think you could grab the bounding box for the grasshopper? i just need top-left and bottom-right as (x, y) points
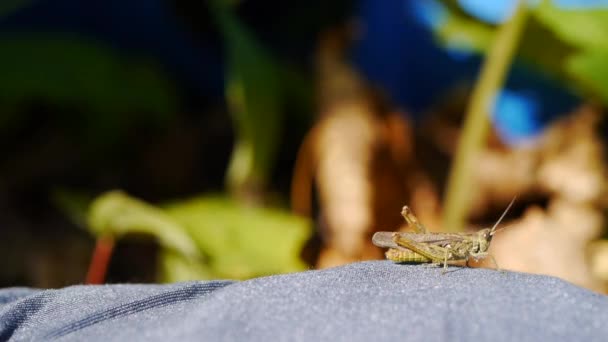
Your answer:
(372, 199), (514, 271)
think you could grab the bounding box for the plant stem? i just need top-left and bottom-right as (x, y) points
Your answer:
(442, 1), (529, 232)
(85, 235), (115, 284)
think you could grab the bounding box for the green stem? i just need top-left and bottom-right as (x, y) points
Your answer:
(442, 1), (529, 232)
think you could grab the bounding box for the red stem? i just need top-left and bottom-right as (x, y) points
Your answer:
(85, 235), (115, 284)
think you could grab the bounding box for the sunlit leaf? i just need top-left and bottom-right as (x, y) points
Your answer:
(438, 11), (494, 53)
(86, 191), (312, 281)
(530, 2), (608, 104)
(166, 196), (311, 279)
(534, 2), (608, 50)
(567, 49), (608, 103)
(436, 4), (574, 77)
(87, 191), (200, 259)
(158, 250), (215, 283)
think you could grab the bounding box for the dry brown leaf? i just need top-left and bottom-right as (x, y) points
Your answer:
(488, 200), (604, 292)
(291, 27), (415, 268)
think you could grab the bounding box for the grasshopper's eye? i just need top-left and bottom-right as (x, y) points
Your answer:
(480, 229), (492, 241)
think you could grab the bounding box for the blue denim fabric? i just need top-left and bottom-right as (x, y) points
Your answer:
(1, 261), (607, 341)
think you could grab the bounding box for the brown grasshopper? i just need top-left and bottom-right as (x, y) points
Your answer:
(372, 199), (514, 271)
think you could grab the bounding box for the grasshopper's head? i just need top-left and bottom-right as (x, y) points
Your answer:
(478, 197), (516, 252)
(477, 228), (493, 253)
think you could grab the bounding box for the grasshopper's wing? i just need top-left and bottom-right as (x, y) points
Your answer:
(372, 232), (399, 249)
(373, 232), (470, 249)
(392, 234), (449, 262)
(404, 232), (476, 246)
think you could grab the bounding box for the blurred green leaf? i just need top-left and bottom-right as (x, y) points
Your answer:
(87, 191), (200, 259)
(211, 1), (281, 192)
(165, 195), (311, 279)
(158, 250), (215, 282)
(0, 35), (177, 142)
(86, 191), (312, 282)
(567, 49), (608, 103)
(433, 3), (608, 103)
(52, 188), (93, 229)
(531, 3), (608, 103)
(437, 5), (574, 78)
(534, 3), (608, 50)
(438, 13), (494, 53)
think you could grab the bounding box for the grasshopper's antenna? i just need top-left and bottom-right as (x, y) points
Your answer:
(490, 197), (516, 235)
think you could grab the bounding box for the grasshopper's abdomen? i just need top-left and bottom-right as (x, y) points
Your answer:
(385, 248), (431, 263)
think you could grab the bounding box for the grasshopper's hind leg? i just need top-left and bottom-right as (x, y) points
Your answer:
(392, 234), (453, 273)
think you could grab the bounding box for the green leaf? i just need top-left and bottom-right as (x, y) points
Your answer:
(436, 5), (574, 79)
(211, 2), (282, 191)
(533, 2), (608, 50)
(51, 188), (93, 229)
(567, 49), (608, 104)
(85, 191), (312, 282)
(87, 191), (200, 259)
(531, 3), (608, 104)
(438, 14), (495, 53)
(158, 250), (215, 282)
(165, 196), (311, 279)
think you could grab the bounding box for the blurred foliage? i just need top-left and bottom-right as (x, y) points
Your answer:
(535, 2), (608, 103)
(568, 50), (608, 103)
(534, 3), (608, 50)
(436, 0), (608, 105)
(52, 188), (93, 229)
(6, 0), (608, 289)
(88, 191), (200, 259)
(211, 0), (281, 193)
(86, 191), (311, 282)
(0, 36), (177, 144)
(0, 0), (32, 18)
(61, 0), (310, 283)
(164, 195), (311, 280)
